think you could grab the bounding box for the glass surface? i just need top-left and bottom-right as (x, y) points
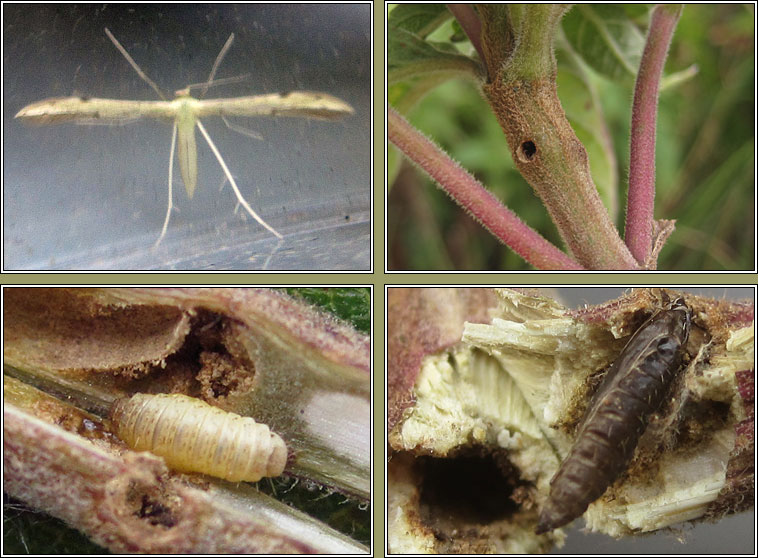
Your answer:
(3, 4), (371, 270)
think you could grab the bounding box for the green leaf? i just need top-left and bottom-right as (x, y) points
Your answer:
(562, 4), (646, 81)
(387, 143), (401, 191)
(388, 26), (481, 84)
(660, 64), (699, 91)
(622, 3), (655, 22)
(664, 139), (755, 270)
(388, 4), (451, 37)
(388, 73), (457, 111)
(283, 288), (370, 334)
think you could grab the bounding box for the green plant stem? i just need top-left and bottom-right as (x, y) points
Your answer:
(626, 4), (683, 265)
(479, 5), (639, 269)
(388, 107), (584, 270)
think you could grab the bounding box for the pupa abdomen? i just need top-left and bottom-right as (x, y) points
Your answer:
(536, 298), (691, 533)
(111, 393), (287, 482)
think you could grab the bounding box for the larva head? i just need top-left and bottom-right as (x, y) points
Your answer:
(263, 431), (288, 477)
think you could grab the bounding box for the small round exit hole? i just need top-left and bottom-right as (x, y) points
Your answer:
(519, 141), (537, 162)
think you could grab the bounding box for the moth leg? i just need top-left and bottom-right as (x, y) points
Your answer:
(200, 33), (235, 97)
(221, 116), (264, 141)
(195, 119), (283, 239)
(154, 123), (178, 247)
(104, 28), (166, 101)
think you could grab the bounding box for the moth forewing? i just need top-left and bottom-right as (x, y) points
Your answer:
(194, 91), (355, 120)
(14, 97), (175, 125)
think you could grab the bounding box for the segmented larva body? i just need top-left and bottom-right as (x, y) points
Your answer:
(536, 298), (692, 534)
(111, 393), (287, 482)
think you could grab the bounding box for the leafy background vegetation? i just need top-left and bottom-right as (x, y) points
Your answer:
(388, 4), (754, 270)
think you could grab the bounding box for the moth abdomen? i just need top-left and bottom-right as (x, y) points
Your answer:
(536, 298), (691, 534)
(111, 393), (287, 483)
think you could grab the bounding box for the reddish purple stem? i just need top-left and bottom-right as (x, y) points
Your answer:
(625, 5), (682, 264)
(388, 107), (584, 270)
(446, 4), (484, 63)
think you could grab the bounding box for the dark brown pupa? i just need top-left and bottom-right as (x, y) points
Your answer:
(111, 393), (287, 482)
(536, 297), (692, 534)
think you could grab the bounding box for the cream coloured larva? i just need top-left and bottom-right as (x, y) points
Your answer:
(111, 393), (287, 482)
